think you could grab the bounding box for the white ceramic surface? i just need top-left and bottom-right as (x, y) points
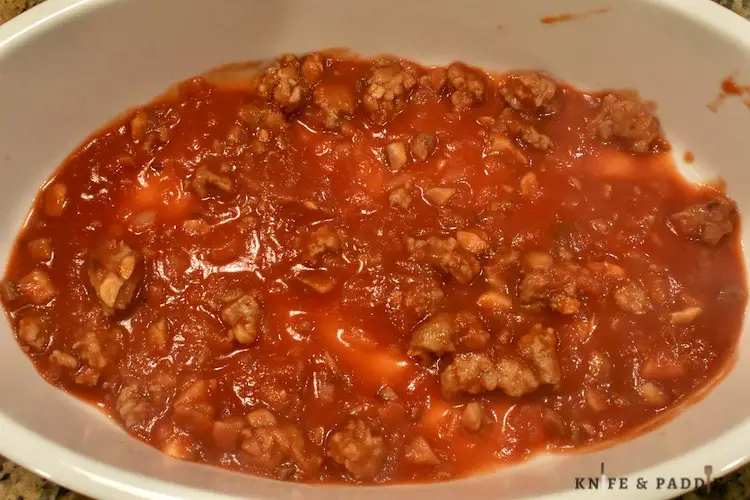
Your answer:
(0, 0), (749, 498)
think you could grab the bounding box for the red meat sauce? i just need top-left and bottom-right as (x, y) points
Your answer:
(1, 52), (746, 484)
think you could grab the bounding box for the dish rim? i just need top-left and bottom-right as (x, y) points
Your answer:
(0, 0), (749, 498)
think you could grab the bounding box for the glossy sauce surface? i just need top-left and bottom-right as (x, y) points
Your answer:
(1, 53), (746, 483)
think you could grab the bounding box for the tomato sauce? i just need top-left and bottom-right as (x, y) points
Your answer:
(0, 53), (745, 483)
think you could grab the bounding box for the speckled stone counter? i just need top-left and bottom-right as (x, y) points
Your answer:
(0, 0), (40, 23)
(1, 1), (750, 499)
(718, 0), (750, 15)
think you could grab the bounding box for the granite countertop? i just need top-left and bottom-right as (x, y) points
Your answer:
(1, 0), (750, 499)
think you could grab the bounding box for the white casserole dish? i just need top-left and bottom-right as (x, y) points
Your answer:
(0, 0), (749, 498)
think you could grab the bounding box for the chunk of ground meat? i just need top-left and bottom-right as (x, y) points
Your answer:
(407, 313), (455, 362)
(17, 314), (47, 351)
(363, 61), (417, 121)
(130, 109), (171, 151)
(238, 103), (287, 131)
(312, 83), (357, 129)
(305, 225), (341, 262)
(518, 325), (562, 384)
(669, 306), (703, 325)
(146, 373), (178, 407)
(327, 420), (387, 479)
(641, 355), (686, 380)
(72, 328), (121, 386)
(456, 229), (490, 254)
(28, 238), (53, 261)
(17, 269), (55, 305)
(525, 252), (553, 270)
(220, 292), (262, 344)
(407, 236), (480, 284)
(453, 310), (490, 350)
(147, 316), (169, 350)
(670, 197), (736, 245)
(116, 384), (152, 429)
(518, 258), (619, 314)
(494, 357), (542, 397)
(74, 332), (110, 372)
(492, 109), (554, 151)
(592, 93), (661, 153)
(389, 187), (413, 209)
(404, 436), (439, 465)
(420, 67), (448, 91)
(300, 53), (325, 83)
(614, 282), (652, 315)
(173, 379), (217, 431)
(49, 350), (77, 369)
(411, 134), (438, 161)
(346, 266), (443, 334)
(406, 308), (489, 362)
(440, 353), (540, 399)
(385, 141), (408, 169)
(476, 290), (512, 314)
(396, 273), (445, 328)
(241, 410), (311, 473)
(586, 260), (626, 279)
(519, 265), (581, 314)
(160, 436), (194, 460)
(377, 386), (399, 402)
(461, 401), (484, 432)
(640, 381), (669, 406)
(584, 387), (609, 412)
(88, 240), (141, 314)
(44, 183), (67, 217)
(484, 131), (528, 162)
(213, 417), (246, 451)
(447, 63), (485, 111)
(483, 251), (519, 289)
(425, 187), (456, 206)
(500, 72), (559, 115)
(520, 172), (540, 198)
(255, 55), (309, 111)
(297, 270), (337, 294)
(191, 165), (233, 197)
(246, 408), (280, 428)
